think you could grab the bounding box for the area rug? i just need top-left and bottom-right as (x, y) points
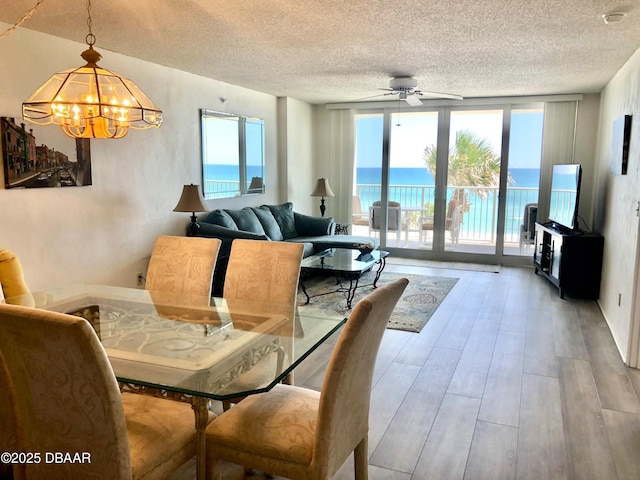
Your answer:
(298, 272), (458, 333)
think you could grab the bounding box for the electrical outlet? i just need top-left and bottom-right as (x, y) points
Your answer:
(137, 273), (145, 286)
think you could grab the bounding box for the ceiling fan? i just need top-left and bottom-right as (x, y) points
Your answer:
(369, 76), (463, 106)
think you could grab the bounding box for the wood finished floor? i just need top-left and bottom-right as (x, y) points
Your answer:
(170, 263), (640, 480)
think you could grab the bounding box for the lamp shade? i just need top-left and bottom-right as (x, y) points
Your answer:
(173, 184), (208, 213)
(310, 178), (335, 197)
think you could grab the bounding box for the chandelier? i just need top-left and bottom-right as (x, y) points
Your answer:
(22, 0), (163, 139)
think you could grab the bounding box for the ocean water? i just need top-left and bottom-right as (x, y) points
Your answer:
(356, 167), (540, 188)
(205, 164), (264, 181)
(356, 167), (542, 236)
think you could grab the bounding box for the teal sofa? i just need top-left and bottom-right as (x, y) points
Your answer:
(190, 202), (378, 293)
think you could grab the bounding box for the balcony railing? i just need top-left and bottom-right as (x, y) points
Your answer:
(355, 184), (545, 244)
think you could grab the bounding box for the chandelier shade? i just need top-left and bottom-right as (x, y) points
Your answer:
(22, 47), (163, 139)
(21, 0), (162, 139)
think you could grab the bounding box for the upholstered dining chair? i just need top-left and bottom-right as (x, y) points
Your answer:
(220, 239), (305, 409)
(0, 249), (30, 303)
(205, 277), (409, 480)
(223, 239), (304, 316)
(0, 302), (214, 480)
(0, 353), (21, 480)
(145, 235), (221, 298)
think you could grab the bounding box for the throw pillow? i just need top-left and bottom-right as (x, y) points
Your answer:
(226, 208), (266, 235)
(264, 202), (297, 240)
(201, 210), (238, 230)
(252, 207), (284, 241)
(294, 212), (334, 236)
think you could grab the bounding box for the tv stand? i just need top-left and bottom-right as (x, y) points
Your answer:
(533, 222), (604, 299)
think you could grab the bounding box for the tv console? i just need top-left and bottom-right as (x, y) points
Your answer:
(533, 221), (604, 299)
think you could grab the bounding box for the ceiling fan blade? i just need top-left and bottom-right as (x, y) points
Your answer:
(417, 90), (463, 100)
(404, 95), (423, 106)
(354, 93), (392, 101)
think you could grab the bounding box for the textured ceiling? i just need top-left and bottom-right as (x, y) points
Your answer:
(1, 0), (640, 104)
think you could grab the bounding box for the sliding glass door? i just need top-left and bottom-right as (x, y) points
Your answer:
(445, 109), (504, 254)
(353, 102), (544, 262)
(389, 112), (439, 249)
(504, 107), (543, 257)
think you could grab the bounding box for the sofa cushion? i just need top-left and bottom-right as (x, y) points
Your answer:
(226, 208), (266, 235)
(264, 202), (297, 240)
(294, 212), (335, 236)
(291, 235), (379, 254)
(252, 206), (284, 241)
(201, 210), (238, 230)
(284, 240), (315, 258)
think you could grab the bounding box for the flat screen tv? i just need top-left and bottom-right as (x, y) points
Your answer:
(548, 163), (582, 231)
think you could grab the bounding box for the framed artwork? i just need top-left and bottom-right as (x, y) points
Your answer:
(1, 116), (92, 189)
(611, 114), (632, 175)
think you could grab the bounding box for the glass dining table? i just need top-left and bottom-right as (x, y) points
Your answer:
(5, 284), (346, 480)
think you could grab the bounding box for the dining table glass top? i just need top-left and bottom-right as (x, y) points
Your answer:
(5, 284), (346, 400)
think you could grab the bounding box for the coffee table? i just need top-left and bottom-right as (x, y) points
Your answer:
(299, 248), (390, 308)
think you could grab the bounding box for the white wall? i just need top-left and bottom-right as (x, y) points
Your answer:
(277, 97), (315, 213)
(0, 25), (286, 290)
(575, 94), (601, 228)
(594, 46), (640, 364)
(312, 107), (354, 224)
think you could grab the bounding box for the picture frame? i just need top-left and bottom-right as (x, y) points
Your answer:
(1, 116), (92, 189)
(610, 114), (632, 175)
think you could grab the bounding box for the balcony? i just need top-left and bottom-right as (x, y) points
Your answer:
(353, 183), (541, 255)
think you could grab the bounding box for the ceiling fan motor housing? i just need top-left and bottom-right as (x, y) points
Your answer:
(389, 76), (418, 92)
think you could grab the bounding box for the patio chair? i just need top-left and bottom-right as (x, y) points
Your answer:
(205, 277), (409, 480)
(420, 198), (464, 246)
(352, 196), (369, 228)
(519, 203), (538, 254)
(369, 200), (409, 246)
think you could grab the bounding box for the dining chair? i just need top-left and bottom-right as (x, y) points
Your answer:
(223, 239), (304, 312)
(220, 239), (305, 409)
(0, 302), (214, 480)
(0, 352), (22, 480)
(145, 235), (221, 298)
(205, 277), (409, 480)
(0, 249), (30, 302)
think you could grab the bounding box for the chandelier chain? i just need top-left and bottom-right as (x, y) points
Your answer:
(85, 0), (95, 47)
(0, 0), (46, 40)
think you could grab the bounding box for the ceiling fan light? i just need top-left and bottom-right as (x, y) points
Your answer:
(389, 76), (418, 91)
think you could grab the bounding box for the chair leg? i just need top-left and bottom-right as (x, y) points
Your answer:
(354, 436), (368, 480)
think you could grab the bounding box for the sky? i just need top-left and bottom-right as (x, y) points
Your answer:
(355, 109), (544, 170)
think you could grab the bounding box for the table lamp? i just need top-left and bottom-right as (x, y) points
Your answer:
(310, 178), (335, 217)
(173, 184), (209, 235)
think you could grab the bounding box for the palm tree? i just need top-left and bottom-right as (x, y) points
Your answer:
(423, 129), (505, 208)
